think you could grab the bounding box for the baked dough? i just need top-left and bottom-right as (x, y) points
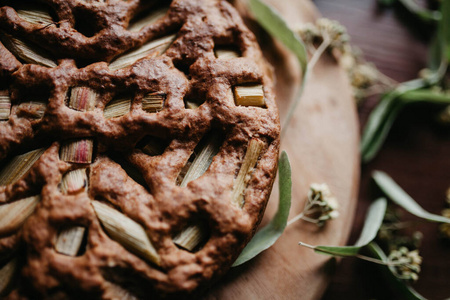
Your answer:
(0, 0), (280, 298)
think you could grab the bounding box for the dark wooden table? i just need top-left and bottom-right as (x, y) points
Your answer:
(313, 0), (450, 299)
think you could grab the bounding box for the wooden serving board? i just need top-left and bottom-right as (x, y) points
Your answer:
(204, 0), (360, 299)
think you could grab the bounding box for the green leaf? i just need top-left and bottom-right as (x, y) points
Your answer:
(361, 77), (427, 163)
(398, 89), (450, 104)
(378, 0), (397, 7)
(428, 32), (443, 71)
(361, 87), (450, 163)
(398, 0), (441, 22)
(442, 0), (450, 61)
(299, 197), (387, 257)
(248, 0), (307, 76)
(361, 92), (404, 163)
(372, 170), (450, 224)
(232, 151), (292, 267)
(247, 0), (308, 136)
(366, 242), (427, 300)
(361, 1), (449, 163)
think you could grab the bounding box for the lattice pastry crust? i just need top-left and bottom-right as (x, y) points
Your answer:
(0, 0), (280, 298)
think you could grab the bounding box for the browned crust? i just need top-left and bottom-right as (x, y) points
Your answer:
(0, 1), (280, 299)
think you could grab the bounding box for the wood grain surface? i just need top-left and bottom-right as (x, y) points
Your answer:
(314, 1), (450, 299)
(204, 1), (360, 299)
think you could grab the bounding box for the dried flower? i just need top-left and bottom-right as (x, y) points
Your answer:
(296, 23), (320, 45)
(377, 205), (423, 251)
(388, 246), (422, 282)
(315, 18), (349, 51)
(296, 18), (349, 52)
(307, 183), (339, 225)
(437, 104), (450, 125)
(295, 18), (393, 104)
(446, 187), (450, 205)
(438, 188), (450, 238)
(348, 63), (379, 90)
(288, 183), (339, 227)
(439, 208), (450, 238)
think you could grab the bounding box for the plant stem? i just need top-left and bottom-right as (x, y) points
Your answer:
(398, 89), (450, 104)
(287, 212), (305, 226)
(287, 194), (321, 226)
(298, 242), (410, 266)
(308, 38), (330, 71)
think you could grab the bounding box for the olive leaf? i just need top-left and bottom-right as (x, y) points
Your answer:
(442, 0), (450, 61)
(361, 87), (450, 162)
(232, 151), (292, 267)
(298, 197), (387, 257)
(247, 0), (308, 136)
(398, 0), (441, 22)
(378, 0), (441, 22)
(361, 1), (449, 163)
(248, 0), (307, 78)
(361, 89), (407, 163)
(429, 29), (444, 72)
(372, 171), (450, 224)
(360, 76), (428, 163)
(366, 242), (427, 300)
(398, 89), (450, 104)
(378, 0), (396, 6)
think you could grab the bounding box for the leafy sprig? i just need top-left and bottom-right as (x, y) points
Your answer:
(378, 0), (441, 22)
(299, 170), (450, 299)
(299, 197), (387, 257)
(361, 0), (450, 162)
(372, 171), (450, 224)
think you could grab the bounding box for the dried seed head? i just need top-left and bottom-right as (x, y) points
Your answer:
(173, 224), (207, 251)
(142, 92), (165, 113)
(0, 91), (11, 120)
(103, 97), (131, 119)
(439, 209), (450, 239)
(109, 35), (176, 70)
(0, 258), (17, 295)
(316, 18), (349, 51)
(59, 139), (94, 164)
(348, 63), (379, 89)
(0, 196), (40, 236)
(55, 226), (86, 256)
(215, 48), (240, 59)
(16, 6), (53, 26)
(295, 22), (321, 45)
(305, 183), (339, 227)
(60, 168), (88, 194)
(296, 18), (349, 52)
(388, 247), (422, 282)
(92, 200), (160, 266)
(446, 187), (450, 205)
(128, 6), (168, 32)
(0, 148), (46, 186)
(437, 105), (450, 125)
(179, 134), (221, 188)
(68, 87), (97, 112)
(0, 34), (57, 68)
(234, 85), (266, 107)
(232, 139), (265, 208)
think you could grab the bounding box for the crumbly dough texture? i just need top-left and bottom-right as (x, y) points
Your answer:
(0, 0), (280, 299)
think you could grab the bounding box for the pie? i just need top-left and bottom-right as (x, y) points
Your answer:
(0, 0), (280, 298)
